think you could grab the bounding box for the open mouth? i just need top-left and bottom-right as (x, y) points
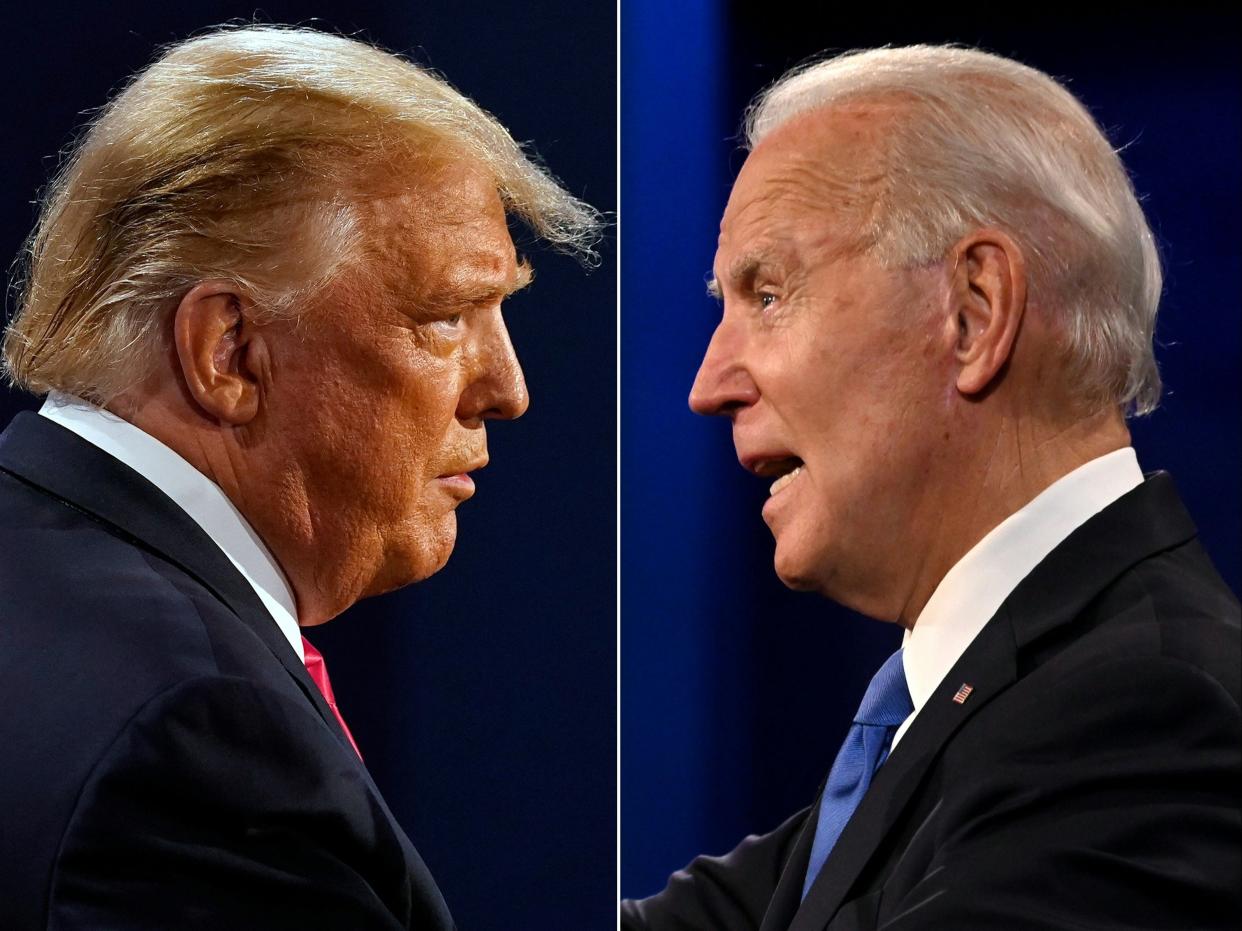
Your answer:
(751, 456), (804, 496)
(768, 461), (803, 496)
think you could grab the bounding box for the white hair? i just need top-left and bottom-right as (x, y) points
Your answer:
(746, 45), (1162, 416)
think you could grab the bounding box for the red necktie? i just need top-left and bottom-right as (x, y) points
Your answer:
(301, 636), (363, 760)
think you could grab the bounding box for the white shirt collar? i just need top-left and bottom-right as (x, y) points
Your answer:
(39, 391), (304, 662)
(890, 447), (1144, 749)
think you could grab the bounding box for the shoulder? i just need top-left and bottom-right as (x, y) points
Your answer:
(0, 471), (302, 925)
(0, 463), (275, 683)
(893, 563), (1242, 926)
(1015, 535), (1240, 709)
(0, 472), (232, 688)
(0, 464), (294, 785)
(42, 675), (421, 930)
(1125, 537), (1241, 700)
(965, 534), (1241, 768)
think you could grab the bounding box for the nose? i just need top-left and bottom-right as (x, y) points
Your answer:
(688, 317), (758, 417)
(457, 311), (530, 423)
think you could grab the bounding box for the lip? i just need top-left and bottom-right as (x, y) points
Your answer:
(737, 449), (801, 478)
(755, 466), (804, 526)
(739, 447), (804, 523)
(436, 473), (476, 498)
(436, 456), (487, 499)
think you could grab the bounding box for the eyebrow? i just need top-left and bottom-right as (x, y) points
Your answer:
(432, 259), (534, 310)
(496, 259), (534, 300)
(704, 251), (781, 301)
(705, 273), (722, 301)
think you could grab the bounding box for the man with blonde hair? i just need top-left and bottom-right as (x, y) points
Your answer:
(623, 45), (1239, 929)
(0, 25), (598, 929)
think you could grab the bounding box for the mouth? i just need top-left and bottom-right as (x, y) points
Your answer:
(741, 454), (805, 496)
(436, 456), (488, 498)
(768, 462), (803, 496)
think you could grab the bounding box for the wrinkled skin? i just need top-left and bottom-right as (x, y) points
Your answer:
(250, 162), (530, 622)
(131, 160), (533, 625)
(693, 107), (951, 620)
(691, 105), (1130, 624)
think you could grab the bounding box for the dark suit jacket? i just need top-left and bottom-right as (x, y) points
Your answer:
(623, 472), (1241, 930)
(0, 411), (454, 930)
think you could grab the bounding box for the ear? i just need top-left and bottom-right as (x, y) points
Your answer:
(171, 281), (266, 425)
(947, 229), (1027, 397)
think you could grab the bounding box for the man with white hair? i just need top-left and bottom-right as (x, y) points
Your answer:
(622, 45), (1239, 930)
(0, 25), (598, 930)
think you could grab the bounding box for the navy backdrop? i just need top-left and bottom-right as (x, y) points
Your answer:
(0, 4), (615, 929)
(621, 5), (1240, 898)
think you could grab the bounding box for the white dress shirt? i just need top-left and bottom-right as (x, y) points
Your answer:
(39, 391), (304, 662)
(890, 447), (1145, 751)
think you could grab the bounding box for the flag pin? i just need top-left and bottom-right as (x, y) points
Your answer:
(952, 683), (974, 704)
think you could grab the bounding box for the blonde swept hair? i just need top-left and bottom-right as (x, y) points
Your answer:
(3, 25), (602, 404)
(746, 45), (1162, 416)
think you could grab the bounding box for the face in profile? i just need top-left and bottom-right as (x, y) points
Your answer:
(263, 160), (530, 607)
(690, 108), (951, 617)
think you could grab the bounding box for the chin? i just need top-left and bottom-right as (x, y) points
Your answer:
(772, 539), (822, 593)
(365, 516), (458, 597)
(779, 546), (897, 620)
(773, 528), (862, 605)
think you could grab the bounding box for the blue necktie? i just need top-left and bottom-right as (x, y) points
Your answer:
(802, 648), (913, 900)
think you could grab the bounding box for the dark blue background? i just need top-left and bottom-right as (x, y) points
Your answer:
(0, 4), (615, 928)
(621, 4), (1241, 899)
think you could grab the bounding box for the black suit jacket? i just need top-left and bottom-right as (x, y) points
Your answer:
(0, 411), (454, 930)
(623, 472), (1241, 930)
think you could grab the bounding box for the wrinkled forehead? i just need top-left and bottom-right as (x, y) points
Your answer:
(358, 160), (525, 299)
(717, 104), (894, 259)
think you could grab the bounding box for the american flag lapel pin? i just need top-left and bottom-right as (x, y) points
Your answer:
(952, 683), (974, 704)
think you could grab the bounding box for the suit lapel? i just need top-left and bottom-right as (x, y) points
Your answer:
(0, 411), (352, 756)
(777, 472), (1198, 930)
(779, 620), (1017, 931)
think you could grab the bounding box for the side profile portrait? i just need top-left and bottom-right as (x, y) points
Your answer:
(622, 45), (1240, 930)
(0, 24), (599, 929)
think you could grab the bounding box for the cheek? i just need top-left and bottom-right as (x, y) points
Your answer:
(327, 346), (462, 455)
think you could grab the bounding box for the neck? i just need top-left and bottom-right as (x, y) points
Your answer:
(896, 403), (1131, 629)
(109, 385), (327, 625)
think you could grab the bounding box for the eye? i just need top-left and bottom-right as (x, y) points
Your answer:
(425, 312), (464, 338)
(759, 293), (778, 311)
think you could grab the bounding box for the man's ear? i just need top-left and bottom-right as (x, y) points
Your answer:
(172, 281), (267, 425)
(947, 229), (1027, 397)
